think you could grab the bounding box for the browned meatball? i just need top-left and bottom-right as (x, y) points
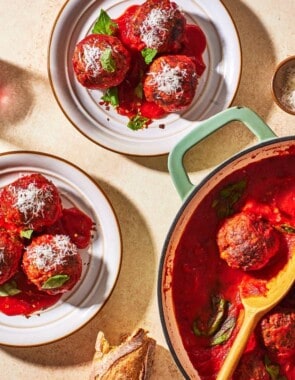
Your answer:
(233, 351), (270, 380)
(22, 234), (82, 295)
(0, 173), (62, 231)
(260, 308), (295, 357)
(0, 230), (23, 285)
(143, 55), (198, 112)
(72, 34), (130, 90)
(129, 0), (186, 53)
(217, 212), (280, 271)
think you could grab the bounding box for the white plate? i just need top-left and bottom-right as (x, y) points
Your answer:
(48, 0), (241, 156)
(0, 151), (121, 346)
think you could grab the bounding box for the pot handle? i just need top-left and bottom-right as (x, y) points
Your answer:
(168, 106), (277, 200)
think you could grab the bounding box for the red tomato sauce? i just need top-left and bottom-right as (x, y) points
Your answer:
(171, 153), (295, 379)
(0, 207), (93, 317)
(114, 6), (207, 121)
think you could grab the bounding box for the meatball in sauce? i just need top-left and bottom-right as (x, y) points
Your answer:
(143, 55), (198, 112)
(217, 212), (281, 271)
(72, 34), (130, 90)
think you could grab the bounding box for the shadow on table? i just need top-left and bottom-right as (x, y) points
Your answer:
(0, 60), (35, 127)
(127, 0), (276, 174)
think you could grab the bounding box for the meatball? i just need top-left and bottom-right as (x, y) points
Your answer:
(217, 212), (280, 271)
(22, 234), (82, 295)
(0, 230), (23, 285)
(233, 351), (270, 380)
(260, 308), (295, 357)
(128, 0), (186, 53)
(143, 55), (198, 112)
(72, 34), (130, 90)
(0, 173), (62, 231)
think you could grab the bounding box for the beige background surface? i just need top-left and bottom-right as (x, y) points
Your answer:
(0, 0), (295, 379)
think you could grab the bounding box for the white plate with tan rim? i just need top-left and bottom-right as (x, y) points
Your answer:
(48, 0), (241, 156)
(0, 151), (121, 346)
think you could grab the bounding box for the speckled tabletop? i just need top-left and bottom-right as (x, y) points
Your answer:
(0, 0), (295, 379)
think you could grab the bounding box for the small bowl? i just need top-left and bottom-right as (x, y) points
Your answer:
(272, 55), (295, 115)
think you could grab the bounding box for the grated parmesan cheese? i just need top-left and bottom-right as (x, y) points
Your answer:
(139, 7), (177, 49)
(147, 61), (187, 96)
(81, 44), (102, 76)
(26, 235), (78, 272)
(10, 182), (53, 225)
(280, 66), (295, 112)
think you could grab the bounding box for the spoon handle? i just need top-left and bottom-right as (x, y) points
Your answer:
(216, 308), (258, 380)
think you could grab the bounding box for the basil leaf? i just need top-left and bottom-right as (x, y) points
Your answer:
(208, 296), (228, 336)
(210, 315), (236, 346)
(212, 179), (247, 218)
(127, 115), (149, 130)
(92, 9), (118, 35)
(20, 229), (34, 239)
(100, 48), (116, 72)
(134, 82), (143, 99)
(0, 280), (21, 297)
(192, 295), (229, 337)
(102, 87), (119, 107)
(141, 48), (157, 64)
(277, 224), (295, 234)
(192, 318), (206, 336)
(42, 275), (70, 289)
(264, 355), (286, 380)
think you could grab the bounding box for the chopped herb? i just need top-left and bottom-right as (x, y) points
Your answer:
(141, 48), (157, 64)
(264, 355), (287, 380)
(100, 48), (116, 72)
(134, 82), (143, 99)
(20, 229), (34, 239)
(0, 280), (21, 297)
(92, 9), (118, 35)
(208, 296), (228, 336)
(102, 87), (119, 107)
(212, 179), (247, 218)
(127, 115), (149, 130)
(192, 295), (229, 337)
(277, 224), (295, 234)
(210, 315), (236, 346)
(42, 275), (70, 290)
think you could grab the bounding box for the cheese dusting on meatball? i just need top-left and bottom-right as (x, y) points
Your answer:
(147, 62), (188, 96)
(26, 235), (78, 272)
(140, 7), (178, 49)
(10, 182), (53, 224)
(80, 43), (102, 76)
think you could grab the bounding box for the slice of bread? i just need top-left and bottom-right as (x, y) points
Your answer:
(90, 328), (156, 379)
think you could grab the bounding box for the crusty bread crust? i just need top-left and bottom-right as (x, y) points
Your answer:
(90, 329), (156, 379)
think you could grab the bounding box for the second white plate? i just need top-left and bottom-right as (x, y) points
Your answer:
(0, 151), (121, 346)
(48, 0), (241, 156)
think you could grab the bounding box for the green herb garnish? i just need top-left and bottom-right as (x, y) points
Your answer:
(141, 48), (157, 64)
(134, 82), (143, 99)
(102, 87), (119, 107)
(42, 275), (70, 290)
(0, 280), (21, 297)
(264, 355), (287, 380)
(20, 229), (34, 239)
(127, 115), (149, 130)
(212, 179), (247, 218)
(192, 295), (229, 337)
(208, 296), (228, 336)
(277, 224), (295, 234)
(100, 48), (116, 72)
(92, 9), (118, 35)
(210, 315), (236, 346)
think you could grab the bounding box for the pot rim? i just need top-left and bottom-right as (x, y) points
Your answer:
(158, 134), (295, 379)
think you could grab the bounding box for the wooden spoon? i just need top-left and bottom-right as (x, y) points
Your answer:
(217, 251), (295, 380)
